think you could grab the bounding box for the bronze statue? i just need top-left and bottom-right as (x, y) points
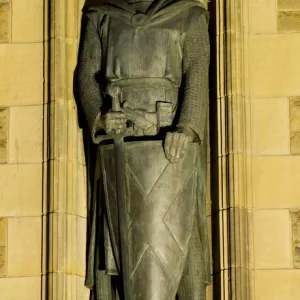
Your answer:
(75, 0), (210, 299)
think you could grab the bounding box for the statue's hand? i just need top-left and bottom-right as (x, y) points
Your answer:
(101, 111), (127, 135)
(164, 128), (196, 163)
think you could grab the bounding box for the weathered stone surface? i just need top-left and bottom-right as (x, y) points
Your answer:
(253, 210), (292, 269)
(251, 98), (290, 155)
(9, 105), (43, 163)
(0, 107), (9, 163)
(289, 96), (300, 132)
(278, 0), (300, 10)
(249, 34), (300, 97)
(278, 11), (300, 32)
(7, 217), (41, 276)
(0, 3), (10, 43)
(252, 156), (300, 209)
(255, 270), (300, 299)
(0, 218), (7, 277)
(0, 277), (41, 300)
(249, 0), (277, 34)
(289, 97), (300, 154)
(291, 132), (300, 154)
(48, 273), (90, 300)
(12, 0), (43, 42)
(0, 44), (43, 106)
(290, 210), (300, 268)
(0, 164), (42, 217)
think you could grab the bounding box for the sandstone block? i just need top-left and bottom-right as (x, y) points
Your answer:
(0, 277), (41, 300)
(278, 0), (300, 10)
(289, 97), (300, 154)
(48, 273), (90, 300)
(0, 3), (10, 43)
(0, 44), (43, 106)
(290, 210), (300, 268)
(252, 156), (300, 209)
(289, 96), (300, 131)
(0, 164), (42, 217)
(9, 105), (43, 163)
(7, 217), (41, 276)
(0, 107), (9, 163)
(249, 34), (300, 97)
(206, 284), (213, 300)
(75, 275), (90, 300)
(251, 98), (290, 155)
(291, 132), (300, 154)
(249, 0), (277, 34)
(253, 210), (292, 269)
(0, 218), (7, 277)
(12, 0), (43, 42)
(278, 11), (300, 32)
(255, 270), (300, 299)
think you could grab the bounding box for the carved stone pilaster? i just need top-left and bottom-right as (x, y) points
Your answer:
(46, 0), (88, 299)
(211, 0), (252, 299)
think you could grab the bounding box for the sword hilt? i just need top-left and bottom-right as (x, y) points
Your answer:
(107, 85), (121, 112)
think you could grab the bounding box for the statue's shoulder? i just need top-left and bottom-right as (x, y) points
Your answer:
(180, 3), (209, 31)
(184, 4), (209, 22)
(81, 4), (107, 27)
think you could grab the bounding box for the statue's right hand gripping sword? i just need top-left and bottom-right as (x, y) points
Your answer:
(107, 86), (132, 300)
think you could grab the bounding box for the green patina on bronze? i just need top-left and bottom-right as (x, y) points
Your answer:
(75, 0), (210, 298)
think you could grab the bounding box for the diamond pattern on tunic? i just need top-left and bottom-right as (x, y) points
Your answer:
(101, 142), (199, 299)
(126, 142), (169, 195)
(131, 246), (172, 300)
(126, 154), (196, 279)
(163, 171), (196, 252)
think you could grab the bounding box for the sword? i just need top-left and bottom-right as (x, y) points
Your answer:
(107, 86), (132, 300)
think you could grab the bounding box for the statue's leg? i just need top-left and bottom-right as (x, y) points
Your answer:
(177, 218), (206, 300)
(94, 270), (114, 300)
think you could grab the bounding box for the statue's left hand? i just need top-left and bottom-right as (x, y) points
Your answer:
(164, 128), (196, 163)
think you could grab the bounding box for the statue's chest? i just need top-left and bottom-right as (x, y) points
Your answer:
(101, 16), (183, 58)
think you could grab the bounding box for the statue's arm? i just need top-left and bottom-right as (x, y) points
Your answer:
(177, 9), (210, 144)
(76, 14), (103, 143)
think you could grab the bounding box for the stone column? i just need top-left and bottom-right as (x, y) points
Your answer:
(46, 0), (89, 299)
(210, 0), (252, 299)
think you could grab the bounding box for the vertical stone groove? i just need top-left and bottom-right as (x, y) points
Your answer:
(212, 0), (252, 299)
(46, 0), (87, 299)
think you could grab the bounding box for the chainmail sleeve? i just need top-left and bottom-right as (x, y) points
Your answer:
(76, 13), (103, 144)
(177, 8), (210, 143)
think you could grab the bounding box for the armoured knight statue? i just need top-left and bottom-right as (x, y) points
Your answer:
(76, 0), (210, 299)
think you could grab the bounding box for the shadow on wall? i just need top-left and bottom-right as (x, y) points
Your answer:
(208, 0), (222, 299)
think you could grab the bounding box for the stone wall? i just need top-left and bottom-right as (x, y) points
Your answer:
(0, 0), (45, 299)
(248, 0), (300, 299)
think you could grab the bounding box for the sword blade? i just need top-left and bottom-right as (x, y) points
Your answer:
(114, 135), (132, 300)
